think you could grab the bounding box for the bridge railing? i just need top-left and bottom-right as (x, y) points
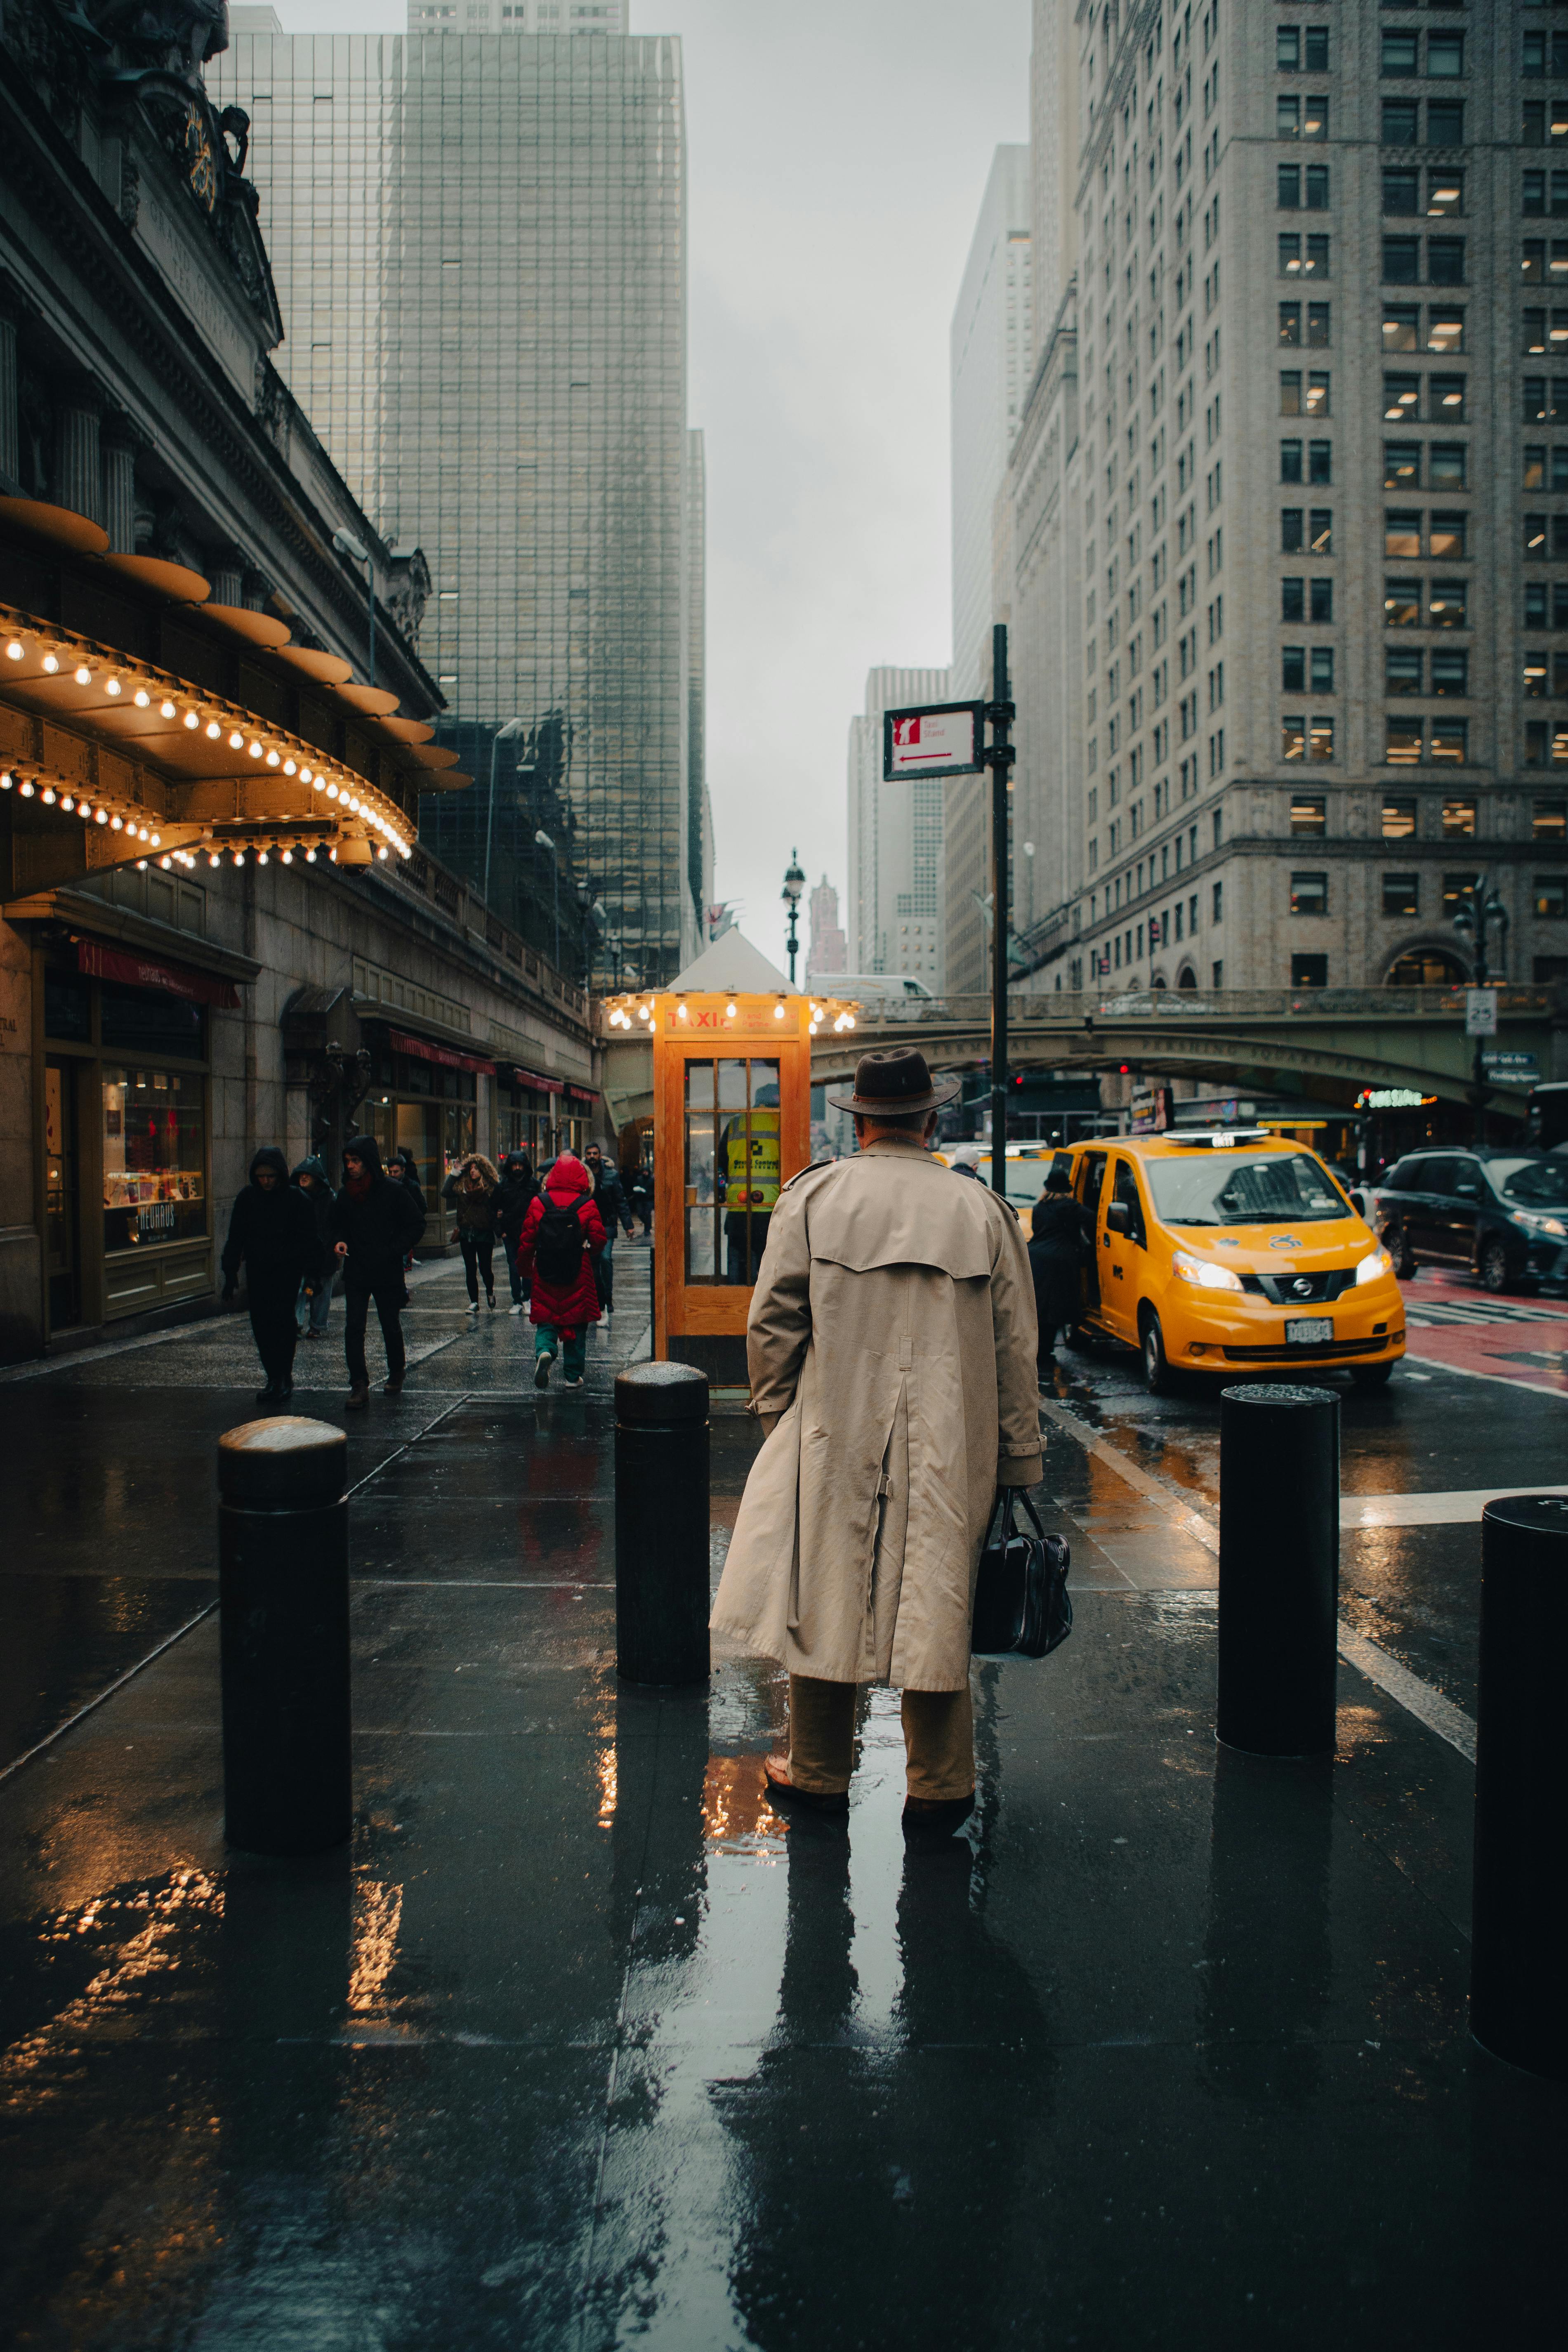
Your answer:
(845, 985), (1559, 1026)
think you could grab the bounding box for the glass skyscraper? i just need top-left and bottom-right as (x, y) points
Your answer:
(213, 24), (701, 987)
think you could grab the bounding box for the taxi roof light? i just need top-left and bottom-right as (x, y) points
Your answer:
(1167, 1128), (1271, 1149)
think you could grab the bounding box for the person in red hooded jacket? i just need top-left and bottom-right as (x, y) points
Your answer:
(516, 1151), (606, 1390)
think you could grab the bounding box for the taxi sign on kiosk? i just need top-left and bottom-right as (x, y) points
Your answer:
(602, 932), (858, 1383)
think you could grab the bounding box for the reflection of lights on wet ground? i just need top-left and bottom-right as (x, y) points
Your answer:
(701, 1757), (785, 1858)
(597, 1746), (617, 1828)
(6, 1868), (224, 2091)
(348, 1878), (404, 2015)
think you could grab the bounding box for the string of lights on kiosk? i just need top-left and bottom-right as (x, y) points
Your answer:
(0, 613), (415, 870)
(604, 995), (859, 1037)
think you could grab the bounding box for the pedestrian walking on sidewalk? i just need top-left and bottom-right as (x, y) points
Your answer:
(392, 1147), (425, 1291)
(1028, 1167), (1092, 1372)
(443, 1151), (502, 1311)
(220, 1146), (325, 1405)
(290, 1154), (337, 1340)
(583, 1141), (634, 1315)
(493, 1149), (539, 1313)
(517, 1150), (606, 1390)
(328, 1133), (427, 1409)
(623, 1143), (653, 1239)
(711, 1047), (1041, 1840)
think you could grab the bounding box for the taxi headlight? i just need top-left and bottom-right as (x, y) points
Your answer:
(1171, 1247), (1243, 1292)
(1516, 1211), (1568, 1239)
(1356, 1246), (1395, 1286)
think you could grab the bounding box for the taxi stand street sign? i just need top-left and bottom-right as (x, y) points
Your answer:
(882, 701), (985, 783)
(880, 628), (1016, 1198)
(1465, 987), (1499, 1037)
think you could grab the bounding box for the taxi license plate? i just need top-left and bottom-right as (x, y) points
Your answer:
(1285, 1317), (1334, 1345)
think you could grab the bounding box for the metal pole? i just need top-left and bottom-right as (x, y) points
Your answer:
(553, 854), (560, 971)
(367, 565), (375, 691)
(1217, 1382), (1340, 1756)
(614, 1363), (710, 1682)
(217, 1415), (351, 1853)
(986, 622), (1014, 1197)
(483, 730), (501, 910)
(1471, 1494), (1568, 2079)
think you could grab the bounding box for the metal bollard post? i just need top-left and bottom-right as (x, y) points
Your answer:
(218, 1416), (351, 1854)
(1217, 1382), (1340, 1757)
(614, 1362), (710, 1684)
(1471, 1495), (1568, 2080)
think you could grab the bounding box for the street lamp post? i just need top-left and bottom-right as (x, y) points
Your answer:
(536, 829), (560, 971)
(781, 849), (806, 984)
(1454, 876), (1511, 1145)
(331, 528), (375, 688)
(483, 717), (527, 911)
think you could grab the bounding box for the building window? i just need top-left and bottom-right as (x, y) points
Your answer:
(1283, 649), (1306, 693)
(1526, 653), (1550, 698)
(1280, 302), (1302, 348)
(1385, 578), (1421, 628)
(1431, 721), (1470, 763)
(1309, 717), (1334, 762)
(1430, 512), (1468, 559)
(102, 1066), (207, 1254)
(1383, 797), (1417, 840)
(1282, 371), (1303, 416)
(1428, 172), (1463, 220)
(1383, 100), (1419, 147)
(1282, 507), (1304, 551)
(1282, 438), (1304, 481)
(1443, 800), (1477, 840)
(1386, 509), (1423, 558)
(1429, 443), (1467, 489)
(1383, 874), (1420, 918)
(1386, 717), (1424, 765)
(1311, 647), (1335, 693)
(1430, 579), (1468, 627)
(1309, 436), (1332, 479)
(1291, 953), (1328, 988)
(1291, 795), (1326, 836)
(1382, 31), (1419, 77)
(1428, 101), (1465, 147)
(1310, 508), (1332, 554)
(1442, 872), (1481, 913)
(1525, 720), (1568, 764)
(1282, 713), (1306, 761)
(1431, 649), (1469, 696)
(1290, 872), (1329, 917)
(1384, 440), (1421, 489)
(1384, 236), (1420, 283)
(1213, 882), (1224, 924)
(1384, 168), (1419, 216)
(1388, 648), (1424, 694)
(1534, 797), (1568, 837)
(1427, 33), (1464, 80)
(1384, 371), (1421, 421)
(1536, 875), (1568, 919)
(1429, 238), (1466, 285)
(1384, 304), (1421, 353)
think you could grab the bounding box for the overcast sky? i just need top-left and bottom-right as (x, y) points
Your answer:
(269, 1), (1031, 975)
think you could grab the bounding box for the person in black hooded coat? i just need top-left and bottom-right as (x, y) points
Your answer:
(1028, 1167), (1092, 1371)
(327, 1132), (427, 1407)
(221, 1146), (324, 1403)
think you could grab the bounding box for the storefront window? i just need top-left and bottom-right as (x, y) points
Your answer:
(100, 981), (205, 1059)
(102, 1067), (206, 1251)
(442, 1103), (476, 1172)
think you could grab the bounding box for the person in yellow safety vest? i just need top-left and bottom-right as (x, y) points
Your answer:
(718, 1083), (782, 1282)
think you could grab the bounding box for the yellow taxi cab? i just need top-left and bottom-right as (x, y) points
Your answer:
(1058, 1127), (1405, 1393)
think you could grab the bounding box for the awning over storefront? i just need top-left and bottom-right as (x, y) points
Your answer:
(387, 1026), (497, 1079)
(566, 1083), (599, 1105)
(502, 1063), (565, 1096)
(77, 937), (241, 1008)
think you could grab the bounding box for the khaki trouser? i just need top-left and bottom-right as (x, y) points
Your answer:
(787, 1673), (974, 1803)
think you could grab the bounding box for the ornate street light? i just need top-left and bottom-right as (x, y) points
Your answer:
(781, 848), (806, 984)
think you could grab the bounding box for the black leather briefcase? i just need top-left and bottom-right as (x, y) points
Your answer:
(970, 1489), (1072, 1661)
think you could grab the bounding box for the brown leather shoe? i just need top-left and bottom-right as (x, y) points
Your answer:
(762, 1750), (849, 1816)
(382, 1370), (405, 1395)
(345, 1380), (370, 1411)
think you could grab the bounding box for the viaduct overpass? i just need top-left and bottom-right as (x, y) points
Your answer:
(600, 983), (1567, 1131)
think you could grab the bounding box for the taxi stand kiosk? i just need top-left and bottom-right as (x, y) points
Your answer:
(604, 954), (857, 1384)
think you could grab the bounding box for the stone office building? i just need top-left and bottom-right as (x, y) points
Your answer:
(0, 1), (594, 1363)
(1000, 0), (1568, 1001)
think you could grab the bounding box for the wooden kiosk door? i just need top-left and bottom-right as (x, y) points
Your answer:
(653, 1012), (811, 1382)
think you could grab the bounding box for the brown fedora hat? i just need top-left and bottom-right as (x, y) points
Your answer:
(826, 1045), (961, 1117)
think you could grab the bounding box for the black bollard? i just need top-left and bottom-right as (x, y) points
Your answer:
(1471, 1494), (1568, 2080)
(614, 1361), (710, 1684)
(1217, 1382), (1340, 1757)
(218, 1416), (351, 1854)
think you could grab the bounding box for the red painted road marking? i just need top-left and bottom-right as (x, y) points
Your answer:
(1398, 1268), (1568, 1395)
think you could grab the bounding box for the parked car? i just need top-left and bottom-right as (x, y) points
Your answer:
(1372, 1147), (1568, 1292)
(1056, 1130), (1403, 1392)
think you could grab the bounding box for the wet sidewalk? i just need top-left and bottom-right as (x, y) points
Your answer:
(1, 1253), (1561, 2348)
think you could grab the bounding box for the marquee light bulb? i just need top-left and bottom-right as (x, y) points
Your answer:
(5, 640), (22, 660)
(232, 851), (245, 866)
(248, 741), (263, 759)
(228, 730), (243, 750)
(60, 794), (73, 811)
(40, 786), (56, 805)
(149, 833), (160, 846)
(94, 807), (108, 823)
(281, 849), (293, 864)
(306, 848), (317, 862)
(104, 677), (121, 697)
(209, 853), (221, 867)
(134, 689), (150, 708)
(159, 855), (171, 870)
(257, 850), (269, 865)
(159, 699), (175, 718)
(773, 1003), (785, 1019)
(110, 814), (123, 830)
(266, 749), (280, 767)
(184, 711), (199, 729)
(283, 758), (296, 776)
(42, 654), (59, 674)
(19, 779), (34, 797)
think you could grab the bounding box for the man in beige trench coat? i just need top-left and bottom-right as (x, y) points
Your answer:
(710, 1046), (1043, 1834)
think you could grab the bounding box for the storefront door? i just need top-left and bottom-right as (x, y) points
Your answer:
(44, 1058), (79, 1329)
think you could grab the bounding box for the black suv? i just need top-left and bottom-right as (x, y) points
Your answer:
(1375, 1148), (1568, 1292)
